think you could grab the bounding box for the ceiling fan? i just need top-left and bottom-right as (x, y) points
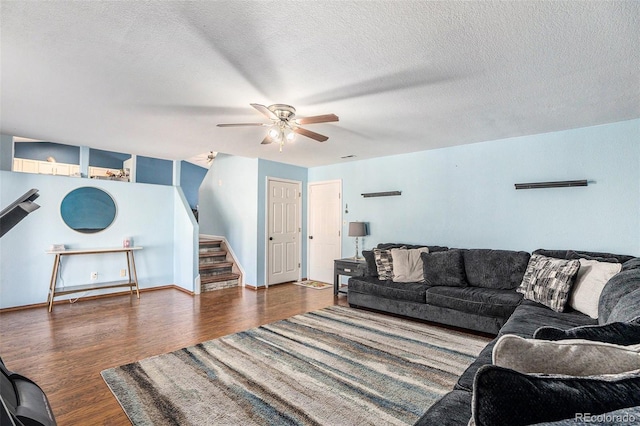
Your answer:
(217, 104), (339, 151)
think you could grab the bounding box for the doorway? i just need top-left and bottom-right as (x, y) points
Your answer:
(307, 180), (342, 284)
(267, 178), (302, 286)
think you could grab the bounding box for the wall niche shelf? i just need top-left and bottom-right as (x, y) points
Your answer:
(514, 180), (588, 190)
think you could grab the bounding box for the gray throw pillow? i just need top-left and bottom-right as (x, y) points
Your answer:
(470, 365), (640, 426)
(534, 317), (640, 346)
(421, 249), (467, 287)
(492, 335), (640, 376)
(373, 248), (394, 280)
(362, 250), (377, 277)
(517, 254), (580, 312)
(391, 247), (429, 283)
(568, 258), (621, 319)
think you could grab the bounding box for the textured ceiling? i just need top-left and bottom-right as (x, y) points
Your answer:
(1, 1), (639, 168)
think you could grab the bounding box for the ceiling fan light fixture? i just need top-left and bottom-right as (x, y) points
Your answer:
(218, 103), (337, 152)
(285, 128), (295, 142)
(268, 127), (280, 140)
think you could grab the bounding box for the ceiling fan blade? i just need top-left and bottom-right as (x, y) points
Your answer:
(294, 127), (329, 142)
(250, 103), (278, 120)
(261, 135), (273, 144)
(216, 123), (267, 127)
(295, 114), (339, 125)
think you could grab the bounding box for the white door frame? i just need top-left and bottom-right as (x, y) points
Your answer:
(306, 179), (342, 282)
(265, 177), (302, 288)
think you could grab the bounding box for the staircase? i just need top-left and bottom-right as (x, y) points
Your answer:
(199, 237), (241, 292)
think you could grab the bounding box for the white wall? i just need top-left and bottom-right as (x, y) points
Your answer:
(309, 119), (640, 257)
(0, 170), (196, 308)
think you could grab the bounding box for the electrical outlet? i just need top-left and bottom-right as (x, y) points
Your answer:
(120, 269), (127, 277)
(91, 272), (98, 280)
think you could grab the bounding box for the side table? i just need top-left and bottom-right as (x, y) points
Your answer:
(334, 258), (367, 295)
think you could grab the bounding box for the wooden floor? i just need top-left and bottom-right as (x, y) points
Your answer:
(0, 284), (347, 425)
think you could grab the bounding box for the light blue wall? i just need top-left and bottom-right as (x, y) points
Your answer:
(309, 119), (640, 257)
(173, 186), (199, 293)
(198, 154), (259, 285)
(0, 170), (197, 308)
(198, 156), (309, 287)
(257, 159), (308, 285)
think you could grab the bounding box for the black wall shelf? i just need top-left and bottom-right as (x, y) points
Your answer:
(361, 191), (402, 198)
(514, 180), (588, 190)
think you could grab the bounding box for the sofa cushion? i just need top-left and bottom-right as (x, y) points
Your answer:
(531, 405), (640, 425)
(456, 339), (497, 392)
(517, 254), (580, 312)
(492, 335), (640, 376)
(362, 250), (377, 277)
(498, 300), (597, 338)
(425, 287), (522, 319)
(414, 389), (472, 426)
(462, 249), (530, 290)
(569, 258), (621, 319)
(347, 276), (427, 303)
(390, 247), (429, 282)
(471, 365), (640, 426)
(533, 317), (640, 346)
(421, 249), (467, 287)
(608, 288), (640, 324)
(599, 268), (640, 324)
(567, 250), (621, 263)
(533, 248), (635, 264)
(623, 257), (640, 271)
(377, 243), (447, 252)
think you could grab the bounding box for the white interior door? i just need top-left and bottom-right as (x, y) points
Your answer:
(308, 180), (341, 284)
(267, 178), (301, 285)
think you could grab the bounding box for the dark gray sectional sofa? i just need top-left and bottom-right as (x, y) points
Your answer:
(348, 244), (640, 425)
(352, 244), (532, 335)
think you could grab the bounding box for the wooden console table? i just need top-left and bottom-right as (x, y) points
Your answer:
(46, 247), (142, 312)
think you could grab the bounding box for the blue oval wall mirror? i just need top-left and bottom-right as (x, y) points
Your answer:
(61, 187), (117, 233)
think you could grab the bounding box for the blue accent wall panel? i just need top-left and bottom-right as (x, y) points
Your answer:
(136, 156), (173, 185)
(180, 161), (208, 209)
(14, 141), (80, 164)
(89, 148), (131, 168)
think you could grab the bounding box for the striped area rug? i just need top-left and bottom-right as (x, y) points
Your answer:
(101, 306), (490, 425)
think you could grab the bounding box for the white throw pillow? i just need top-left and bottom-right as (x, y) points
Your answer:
(492, 334), (640, 376)
(390, 247), (429, 283)
(569, 259), (622, 319)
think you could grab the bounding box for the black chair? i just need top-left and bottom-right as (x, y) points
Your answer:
(0, 357), (56, 426)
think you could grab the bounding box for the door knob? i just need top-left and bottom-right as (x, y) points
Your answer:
(269, 237), (273, 240)
(309, 236), (313, 239)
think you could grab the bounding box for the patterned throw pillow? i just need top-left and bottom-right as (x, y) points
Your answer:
(373, 248), (394, 280)
(517, 254), (580, 312)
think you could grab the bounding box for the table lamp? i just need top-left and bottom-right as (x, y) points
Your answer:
(348, 222), (367, 259)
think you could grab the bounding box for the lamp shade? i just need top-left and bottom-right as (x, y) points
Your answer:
(348, 222), (367, 237)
